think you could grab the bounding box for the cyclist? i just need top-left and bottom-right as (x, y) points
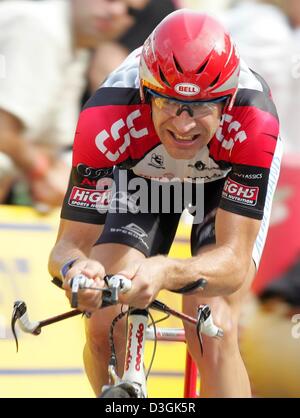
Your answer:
(48, 9), (282, 397)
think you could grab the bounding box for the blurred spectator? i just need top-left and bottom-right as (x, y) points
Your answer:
(86, 0), (180, 93)
(218, 0), (300, 397)
(220, 0), (299, 151)
(239, 155), (300, 397)
(0, 0), (147, 209)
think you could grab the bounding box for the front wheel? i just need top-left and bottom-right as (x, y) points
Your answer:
(99, 383), (139, 398)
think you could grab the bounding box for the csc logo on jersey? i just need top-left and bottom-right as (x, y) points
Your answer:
(95, 110), (148, 162)
(222, 178), (259, 206)
(216, 114), (247, 151)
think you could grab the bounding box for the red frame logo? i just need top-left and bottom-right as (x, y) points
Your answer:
(125, 323), (133, 371)
(135, 323), (144, 371)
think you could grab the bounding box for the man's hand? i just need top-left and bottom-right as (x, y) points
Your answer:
(62, 259), (106, 312)
(117, 255), (170, 308)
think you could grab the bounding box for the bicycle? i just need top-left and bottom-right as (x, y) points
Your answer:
(11, 274), (224, 398)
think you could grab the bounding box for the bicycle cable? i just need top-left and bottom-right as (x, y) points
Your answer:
(196, 317), (204, 356)
(108, 308), (129, 374)
(108, 308), (169, 382)
(145, 311), (157, 380)
(149, 312), (170, 326)
(145, 312), (172, 380)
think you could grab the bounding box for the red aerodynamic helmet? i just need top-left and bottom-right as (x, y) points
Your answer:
(140, 9), (240, 110)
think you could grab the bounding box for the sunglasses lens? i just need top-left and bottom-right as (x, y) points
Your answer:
(147, 89), (227, 117)
(152, 97), (219, 117)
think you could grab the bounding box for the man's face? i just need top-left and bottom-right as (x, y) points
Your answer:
(72, 0), (147, 47)
(151, 96), (224, 160)
(283, 0), (300, 26)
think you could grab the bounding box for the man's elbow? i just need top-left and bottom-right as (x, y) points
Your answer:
(225, 259), (252, 295)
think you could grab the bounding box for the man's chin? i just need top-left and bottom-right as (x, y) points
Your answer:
(164, 146), (199, 160)
(160, 131), (207, 160)
(163, 138), (205, 159)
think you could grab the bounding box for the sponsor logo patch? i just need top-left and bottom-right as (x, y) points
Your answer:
(76, 164), (113, 179)
(235, 172), (263, 180)
(95, 110), (148, 162)
(122, 223), (147, 238)
(148, 153), (165, 169)
(174, 83), (200, 96)
(188, 161), (206, 171)
(68, 186), (111, 210)
(110, 223), (149, 249)
(222, 178), (259, 206)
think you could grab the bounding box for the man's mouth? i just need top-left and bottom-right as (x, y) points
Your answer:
(94, 17), (114, 31)
(168, 130), (200, 143)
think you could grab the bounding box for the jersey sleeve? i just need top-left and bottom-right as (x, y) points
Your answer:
(218, 102), (281, 220)
(60, 166), (114, 225)
(60, 87), (154, 224)
(60, 94), (122, 224)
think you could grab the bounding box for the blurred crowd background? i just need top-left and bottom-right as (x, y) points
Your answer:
(0, 0), (299, 397)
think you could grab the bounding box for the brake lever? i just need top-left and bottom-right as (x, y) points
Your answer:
(11, 301), (41, 352)
(196, 305), (211, 356)
(11, 302), (21, 353)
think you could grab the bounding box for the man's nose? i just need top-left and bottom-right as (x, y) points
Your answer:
(172, 110), (197, 133)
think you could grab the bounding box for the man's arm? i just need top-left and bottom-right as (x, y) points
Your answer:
(48, 218), (104, 280)
(117, 208), (261, 307)
(49, 218), (111, 312)
(0, 109), (70, 206)
(162, 208), (261, 297)
(0, 109), (48, 176)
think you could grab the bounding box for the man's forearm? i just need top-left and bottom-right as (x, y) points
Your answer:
(162, 245), (250, 297)
(48, 241), (88, 280)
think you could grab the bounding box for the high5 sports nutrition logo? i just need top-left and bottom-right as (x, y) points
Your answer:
(68, 186), (112, 210)
(222, 178), (259, 206)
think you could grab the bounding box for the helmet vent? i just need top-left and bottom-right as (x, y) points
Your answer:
(173, 55), (183, 74)
(159, 67), (171, 87)
(196, 59), (209, 74)
(209, 73), (221, 88)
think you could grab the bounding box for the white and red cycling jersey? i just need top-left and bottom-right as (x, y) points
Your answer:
(61, 46), (282, 259)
